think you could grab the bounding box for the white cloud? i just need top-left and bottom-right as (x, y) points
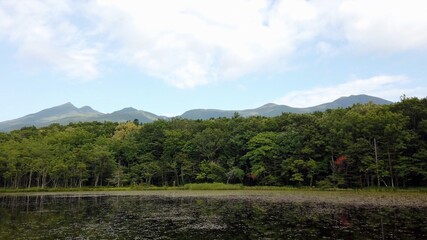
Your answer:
(276, 75), (424, 107)
(90, 0), (320, 88)
(0, 0), (100, 80)
(80, 0), (427, 87)
(1, 0), (427, 87)
(338, 0), (427, 53)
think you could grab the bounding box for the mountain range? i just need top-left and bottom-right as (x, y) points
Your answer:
(0, 94), (392, 132)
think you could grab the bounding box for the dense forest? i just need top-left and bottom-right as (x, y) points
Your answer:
(0, 97), (426, 189)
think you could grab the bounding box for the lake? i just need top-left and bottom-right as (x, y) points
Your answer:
(1, 191), (426, 239)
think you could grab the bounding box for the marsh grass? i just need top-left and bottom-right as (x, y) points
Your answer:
(1, 186), (427, 207)
(0, 186), (132, 193)
(183, 183), (244, 190)
(1, 183), (426, 194)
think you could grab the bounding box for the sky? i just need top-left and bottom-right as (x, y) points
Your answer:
(0, 0), (426, 121)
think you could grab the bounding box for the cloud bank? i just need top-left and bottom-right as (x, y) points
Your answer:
(276, 75), (426, 107)
(1, 0), (426, 87)
(0, 1), (100, 79)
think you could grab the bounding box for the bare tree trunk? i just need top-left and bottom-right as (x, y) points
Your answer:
(181, 172), (185, 185)
(387, 150), (394, 188)
(174, 169), (179, 186)
(42, 172), (47, 189)
(374, 138), (380, 187)
(14, 172), (18, 188)
(28, 170), (33, 189)
(41, 168), (48, 189)
(78, 172), (83, 188)
(94, 175), (99, 187)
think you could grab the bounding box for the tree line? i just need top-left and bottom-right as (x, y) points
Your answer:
(0, 96), (426, 189)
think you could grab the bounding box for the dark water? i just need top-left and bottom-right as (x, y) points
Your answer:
(0, 194), (426, 239)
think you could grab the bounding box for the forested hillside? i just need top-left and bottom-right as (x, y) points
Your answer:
(0, 97), (426, 189)
(0, 94), (391, 132)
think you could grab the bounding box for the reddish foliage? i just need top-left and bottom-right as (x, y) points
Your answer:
(246, 173), (257, 180)
(335, 155), (347, 166)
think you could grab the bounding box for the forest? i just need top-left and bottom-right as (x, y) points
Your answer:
(0, 96), (426, 189)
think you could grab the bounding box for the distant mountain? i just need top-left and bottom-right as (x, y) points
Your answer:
(0, 103), (101, 131)
(305, 94), (392, 112)
(0, 103), (165, 132)
(0, 94), (393, 132)
(180, 103), (298, 119)
(90, 107), (162, 123)
(180, 94), (393, 120)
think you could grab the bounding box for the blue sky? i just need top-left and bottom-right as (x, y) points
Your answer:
(0, 0), (426, 121)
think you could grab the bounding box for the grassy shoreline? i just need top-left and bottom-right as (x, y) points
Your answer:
(2, 190), (427, 208)
(1, 183), (427, 207)
(1, 183), (427, 193)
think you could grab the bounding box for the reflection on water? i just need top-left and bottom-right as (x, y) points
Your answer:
(0, 194), (426, 239)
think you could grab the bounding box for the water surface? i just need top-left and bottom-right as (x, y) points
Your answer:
(1, 191), (426, 239)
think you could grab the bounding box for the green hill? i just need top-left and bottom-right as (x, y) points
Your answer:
(180, 95), (392, 120)
(0, 94), (393, 131)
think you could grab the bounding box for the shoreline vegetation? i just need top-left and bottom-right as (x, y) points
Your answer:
(1, 183), (427, 207)
(1, 182), (427, 192)
(1, 97), (426, 190)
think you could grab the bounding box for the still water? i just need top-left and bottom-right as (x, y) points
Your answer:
(0, 193), (426, 239)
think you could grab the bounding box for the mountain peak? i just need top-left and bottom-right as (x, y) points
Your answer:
(62, 102), (74, 106)
(115, 107), (138, 113)
(39, 102), (78, 114)
(259, 103), (278, 108)
(332, 94), (392, 106)
(53, 102), (77, 109)
(79, 106), (102, 114)
(79, 105), (92, 110)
